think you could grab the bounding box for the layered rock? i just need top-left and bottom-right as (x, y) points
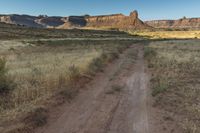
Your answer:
(85, 10), (150, 30)
(36, 17), (65, 27)
(146, 18), (200, 30)
(58, 16), (87, 29)
(0, 10), (150, 30)
(0, 14), (43, 27)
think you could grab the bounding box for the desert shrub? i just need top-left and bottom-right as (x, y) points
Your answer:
(0, 58), (14, 94)
(106, 85), (123, 95)
(152, 82), (168, 97)
(58, 65), (80, 100)
(36, 40), (44, 45)
(117, 46), (125, 53)
(60, 87), (78, 100)
(144, 47), (157, 59)
(24, 107), (48, 127)
(104, 51), (119, 63)
(8, 47), (15, 51)
(100, 52), (108, 61)
(166, 28), (173, 31)
(88, 57), (104, 74)
(109, 51), (119, 59)
(67, 65), (80, 81)
(111, 85), (123, 92)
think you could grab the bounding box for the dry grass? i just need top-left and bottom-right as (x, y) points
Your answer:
(131, 31), (200, 39)
(146, 40), (200, 132)
(0, 39), (131, 125)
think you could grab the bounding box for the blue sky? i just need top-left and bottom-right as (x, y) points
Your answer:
(0, 0), (200, 20)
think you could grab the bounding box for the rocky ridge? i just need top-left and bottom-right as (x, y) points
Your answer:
(145, 17), (200, 30)
(0, 10), (150, 30)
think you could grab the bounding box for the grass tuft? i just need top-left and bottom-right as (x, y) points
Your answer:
(67, 65), (80, 82)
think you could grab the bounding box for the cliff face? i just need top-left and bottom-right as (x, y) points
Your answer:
(0, 11), (150, 30)
(0, 15), (87, 28)
(146, 18), (200, 30)
(86, 11), (150, 30)
(36, 17), (65, 27)
(0, 15), (43, 28)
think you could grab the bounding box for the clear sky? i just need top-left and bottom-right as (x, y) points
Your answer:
(0, 0), (200, 20)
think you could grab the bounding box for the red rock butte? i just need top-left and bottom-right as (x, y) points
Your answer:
(0, 10), (151, 30)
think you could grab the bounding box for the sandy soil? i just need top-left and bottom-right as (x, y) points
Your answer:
(34, 44), (151, 133)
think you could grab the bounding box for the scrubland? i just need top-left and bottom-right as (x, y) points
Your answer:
(2, 21), (200, 133)
(0, 38), (133, 126)
(0, 22), (132, 40)
(145, 40), (200, 132)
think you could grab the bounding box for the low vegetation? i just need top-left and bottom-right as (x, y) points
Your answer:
(0, 22), (133, 40)
(0, 39), (132, 126)
(131, 30), (200, 39)
(146, 40), (200, 132)
(24, 107), (48, 127)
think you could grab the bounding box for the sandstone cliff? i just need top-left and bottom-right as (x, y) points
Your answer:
(145, 18), (200, 30)
(0, 11), (150, 30)
(85, 11), (150, 30)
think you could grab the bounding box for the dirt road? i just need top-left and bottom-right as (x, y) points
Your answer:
(35, 44), (151, 133)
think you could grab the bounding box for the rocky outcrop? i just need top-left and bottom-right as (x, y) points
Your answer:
(57, 16), (88, 29)
(0, 16), (13, 24)
(0, 14), (43, 27)
(146, 18), (200, 30)
(0, 10), (150, 30)
(86, 10), (150, 30)
(36, 17), (65, 27)
(0, 15), (87, 28)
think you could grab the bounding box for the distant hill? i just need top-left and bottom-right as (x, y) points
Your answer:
(145, 17), (200, 30)
(0, 11), (151, 30)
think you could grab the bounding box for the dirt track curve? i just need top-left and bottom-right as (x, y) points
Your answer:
(35, 44), (151, 133)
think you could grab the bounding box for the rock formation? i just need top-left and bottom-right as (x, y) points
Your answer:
(145, 17), (200, 30)
(2, 11), (200, 30)
(0, 10), (150, 30)
(85, 10), (150, 30)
